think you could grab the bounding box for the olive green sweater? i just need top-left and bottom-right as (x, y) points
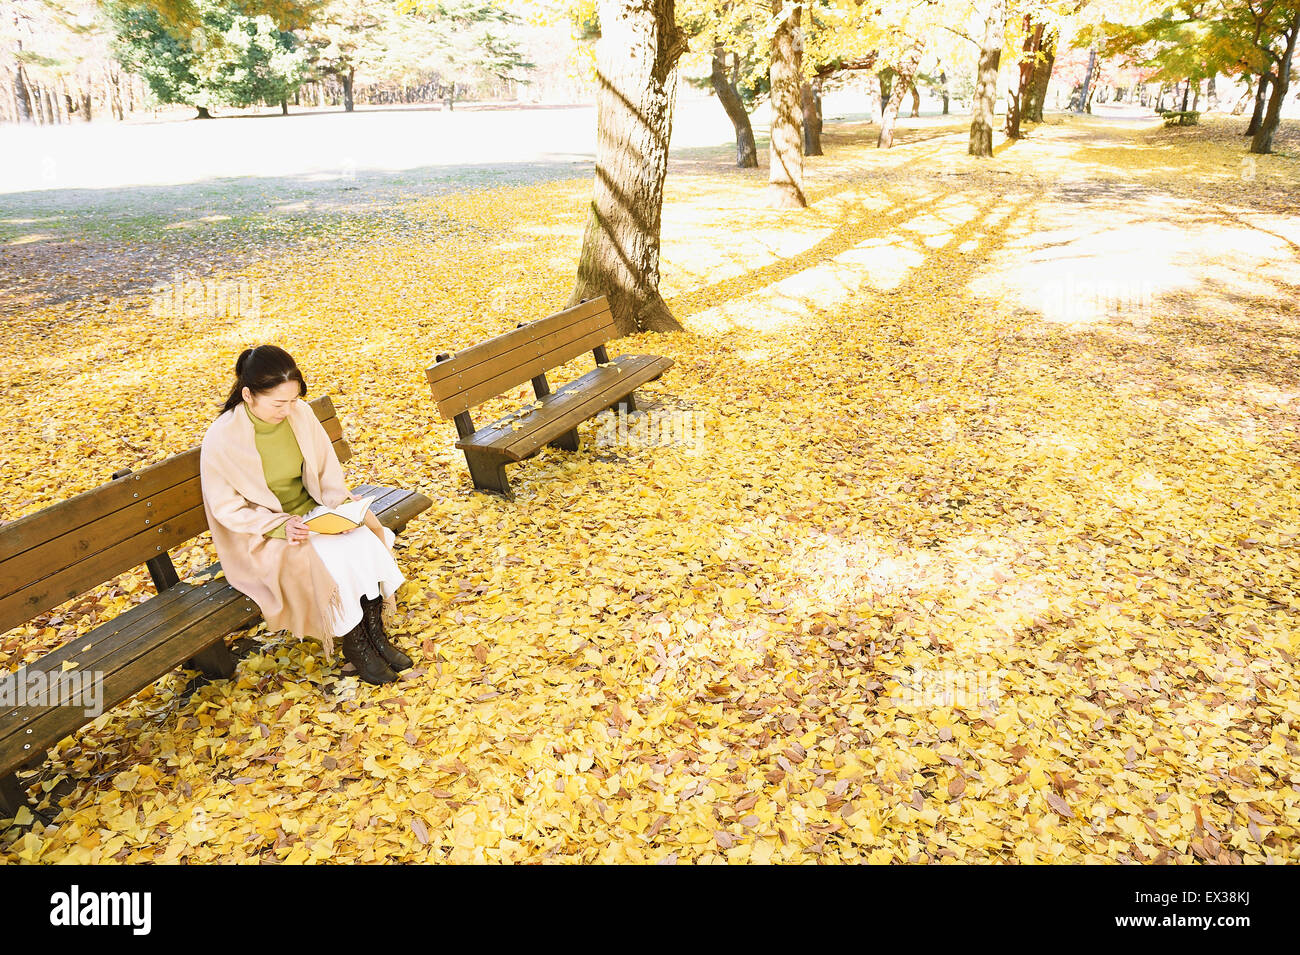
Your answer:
(245, 402), (317, 539)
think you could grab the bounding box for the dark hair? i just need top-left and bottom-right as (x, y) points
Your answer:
(219, 344), (307, 415)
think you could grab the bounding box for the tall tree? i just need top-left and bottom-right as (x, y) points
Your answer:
(681, 0), (765, 166)
(569, 0), (687, 335)
(969, 0), (1006, 156)
(1250, 2), (1300, 153)
(767, 0), (805, 207)
(1024, 24), (1056, 120)
(878, 39), (923, 147)
(303, 0), (385, 111)
(1006, 14), (1042, 136)
(712, 41), (759, 164)
(107, 0), (309, 116)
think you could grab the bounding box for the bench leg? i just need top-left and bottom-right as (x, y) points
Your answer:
(613, 391), (637, 414)
(186, 639), (237, 680)
(549, 429), (580, 452)
(0, 771), (28, 818)
(464, 452), (513, 500)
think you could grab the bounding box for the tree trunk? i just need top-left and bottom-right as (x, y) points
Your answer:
(13, 64), (33, 123)
(1007, 18), (1042, 138)
(940, 69), (949, 114)
(766, 0), (805, 208)
(1181, 79), (1191, 111)
(1075, 47), (1096, 113)
(80, 85), (91, 122)
(710, 43), (757, 166)
(1246, 73), (1269, 135)
(111, 70), (123, 120)
(877, 69), (893, 117)
(196, 105), (212, 118)
(969, 0), (1005, 157)
(802, 79), (823, 155)
(1251, 9), (1300, 154)
(1026, 29), (1056, 122)
(909, 83), (920, 117)
(569, 0), (687, 335)
(879, 44), (923, 148)
(343, 68), (354, 112)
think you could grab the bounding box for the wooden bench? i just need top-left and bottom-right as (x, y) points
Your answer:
(0, 394), (430, 818)
(426, 295), (673, 498)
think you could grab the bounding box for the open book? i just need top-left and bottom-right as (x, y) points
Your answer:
(303, 495), (376, 534)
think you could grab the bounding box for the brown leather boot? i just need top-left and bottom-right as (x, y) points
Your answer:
(342, 612), (398, 685)
(362, 592), (413, 671)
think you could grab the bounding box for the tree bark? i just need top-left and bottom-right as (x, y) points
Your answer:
(909, 83), (920, 117)
(569, 0), (687, 335)
(940, 69), (949, 114)
(766, 0), (805, 208)
(1007, 18), (1042, 138)
(877, 69), (893, 116)
(196, 105), (212, 118)
(1075, 47), (1096, 113)
(12, 63), (32, 123)
(1251, 8), (1300, 154)
(802, 78), (823, 155)
(711, 43), (757, 166)
(113, 70), (123, 120)
(878, 44), (922, 148)
(1026, 29), (1056, 122)
(969, 0), (1005, 157)
(343, 68), (355, 112)
(1246, 73), (1269, 134)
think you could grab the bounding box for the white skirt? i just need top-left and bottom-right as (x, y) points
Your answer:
(307, 520), (405, 636)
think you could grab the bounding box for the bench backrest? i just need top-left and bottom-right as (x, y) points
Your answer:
(426, 296), (616, 419)
(0, 395), (351, 634)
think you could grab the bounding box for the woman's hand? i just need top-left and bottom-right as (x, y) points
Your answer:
(283, 515), (310, 544)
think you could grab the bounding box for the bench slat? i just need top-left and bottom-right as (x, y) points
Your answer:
(435, 321), (617, 420)
(0, 504), (210, 636)
(459, 354), (673, 461)
(427, 297), (609, 389)
(426, 299), (615, 417)
(0, 474), (202, 603)
(1, 487), (429, 778)
(0, 585), (259, 775)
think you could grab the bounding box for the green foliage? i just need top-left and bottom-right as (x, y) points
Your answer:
(108, 0), (309, 109)
(207, 13), (309, 105)
(1086, 0), (1300, 84)
(396, 0), (535, 84)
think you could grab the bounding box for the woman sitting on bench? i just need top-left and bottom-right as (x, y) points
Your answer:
(199, 344), (412, 685)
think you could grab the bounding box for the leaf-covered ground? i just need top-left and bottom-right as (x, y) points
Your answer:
(1, 114), (1298, 863)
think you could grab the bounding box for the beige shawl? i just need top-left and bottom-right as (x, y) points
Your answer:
(199, 397), (397, 660)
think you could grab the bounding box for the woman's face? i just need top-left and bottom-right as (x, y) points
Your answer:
(243, 380), (300, 423)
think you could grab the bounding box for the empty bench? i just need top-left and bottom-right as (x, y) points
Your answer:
(0, 394), (431, 818)
(426, 296), (673, 498)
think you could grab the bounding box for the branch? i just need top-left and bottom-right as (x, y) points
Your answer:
(940, 23), (976, 46)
